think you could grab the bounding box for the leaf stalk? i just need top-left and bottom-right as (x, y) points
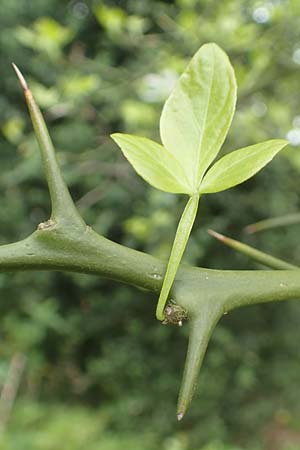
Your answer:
(156, 194), (200, 320)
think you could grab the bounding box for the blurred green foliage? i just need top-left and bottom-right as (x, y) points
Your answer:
(1, 0), (300, 448)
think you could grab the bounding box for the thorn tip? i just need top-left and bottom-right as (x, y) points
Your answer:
(207, 228), (225, 241)
(12, 63), (28, 91)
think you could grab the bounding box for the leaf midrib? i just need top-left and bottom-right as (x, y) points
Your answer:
(210, 146), (275, 177)
(193, 47), (216, 190)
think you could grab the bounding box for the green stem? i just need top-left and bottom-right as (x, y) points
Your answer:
(1, 230), (300, 308)
(208, 229), (298, 270)
(156, 194), (200, 321)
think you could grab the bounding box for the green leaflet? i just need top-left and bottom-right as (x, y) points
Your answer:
(199, 139), (288, 194)
(111, 133), (192, 194)
(160, 43), (237, 191)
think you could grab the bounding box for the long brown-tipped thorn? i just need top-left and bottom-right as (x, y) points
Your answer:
(208, 228), (298, 270)
(12, 63), (29, 91)
(207, 228), (225, 241)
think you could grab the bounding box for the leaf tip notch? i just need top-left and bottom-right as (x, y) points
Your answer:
(12, 63), (29, 91)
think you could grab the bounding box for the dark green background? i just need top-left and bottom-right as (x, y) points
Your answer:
(1, 0), (300, 448)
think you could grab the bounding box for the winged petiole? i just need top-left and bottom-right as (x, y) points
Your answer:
(156, 193), (200, 321)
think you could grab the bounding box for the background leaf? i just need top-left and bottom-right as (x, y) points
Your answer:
(199, 139), (288, 194)
(111, 133), (192, 194)
(160, 42), (237, 191)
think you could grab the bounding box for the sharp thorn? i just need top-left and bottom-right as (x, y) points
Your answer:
(207, 228), (225, 241)
(12, 63), (29, 91)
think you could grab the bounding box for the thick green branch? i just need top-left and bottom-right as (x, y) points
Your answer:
(1, 226), (300, 310)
